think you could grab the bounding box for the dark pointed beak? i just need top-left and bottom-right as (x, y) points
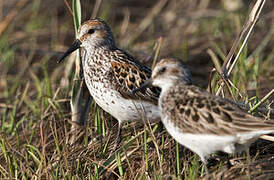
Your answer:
(131, 78), (153, 94)
(57, 39), (82, 63)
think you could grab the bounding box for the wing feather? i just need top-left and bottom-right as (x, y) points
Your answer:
(163, 85), (274, 135)
(111, 49), (160, 105)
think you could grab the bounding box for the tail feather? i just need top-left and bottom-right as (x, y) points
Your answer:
(237, 130), (274, 144)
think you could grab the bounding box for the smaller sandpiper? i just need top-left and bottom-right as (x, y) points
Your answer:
(132, 57), (274, 174)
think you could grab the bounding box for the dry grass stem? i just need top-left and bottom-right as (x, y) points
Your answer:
(216, 0), (266, 96)
(1, 0), (273, 179)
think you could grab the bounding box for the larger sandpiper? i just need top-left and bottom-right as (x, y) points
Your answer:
(58, 18), (161, 150)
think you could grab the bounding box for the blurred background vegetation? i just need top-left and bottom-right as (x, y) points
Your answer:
(0, 0), (273, 179)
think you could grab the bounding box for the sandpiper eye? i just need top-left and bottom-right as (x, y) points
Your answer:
(159, 67), (166, 74)
(88, 29), (95, 34)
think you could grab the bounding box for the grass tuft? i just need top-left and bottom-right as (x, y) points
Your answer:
(0, 0), (273, 179)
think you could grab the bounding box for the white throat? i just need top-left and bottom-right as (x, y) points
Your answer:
(152, 78), (175, 93)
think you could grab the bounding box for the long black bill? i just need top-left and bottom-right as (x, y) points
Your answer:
(57, 39), (82, 63)
(131, 78), (153, 94)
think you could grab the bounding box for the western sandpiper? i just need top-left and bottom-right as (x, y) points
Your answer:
(58, 19), (161, 150)
(133, 57), (274, 173)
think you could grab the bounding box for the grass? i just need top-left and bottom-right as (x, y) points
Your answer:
(0, 0), (274, 179)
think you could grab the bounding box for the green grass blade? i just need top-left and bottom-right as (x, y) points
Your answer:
(72, 0), (81, 36)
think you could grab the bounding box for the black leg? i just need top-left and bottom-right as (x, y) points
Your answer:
(201, 158), (210, 179)
(218, 153), (232, 179)
(225, 154), (232, 169)
(245, 145), (251, 179)
(157, 121), (164, 133)
(112, 122), (122, 153)
(204, 164), (209, 177)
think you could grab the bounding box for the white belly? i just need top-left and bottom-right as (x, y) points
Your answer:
(162, 116), (273, 161)
(84, 77), (160, 123)
(163, 120), (234, 161)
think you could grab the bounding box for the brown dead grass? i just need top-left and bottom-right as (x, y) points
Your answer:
(0, 0), (274, 179)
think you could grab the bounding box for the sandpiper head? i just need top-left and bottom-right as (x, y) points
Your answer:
(132, 58), (191, 94)
(58, 18), (115, 63)
(151, 58), (192, 89)
(77, 19), (115, 49)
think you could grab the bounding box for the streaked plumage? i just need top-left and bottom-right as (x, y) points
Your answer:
(58, 19), (161, 150)
(133, 57), (274, 173)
